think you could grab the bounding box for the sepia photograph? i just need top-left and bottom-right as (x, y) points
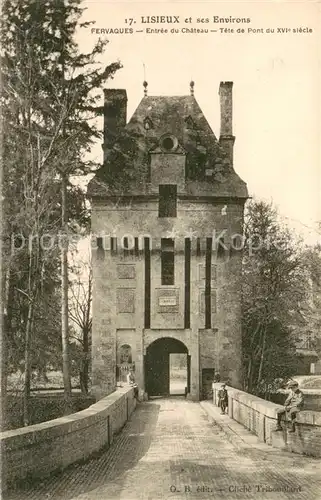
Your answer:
(1, 0), (321, 499)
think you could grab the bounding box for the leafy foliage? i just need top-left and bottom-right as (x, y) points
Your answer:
(1, 0), (121, 425)
(242, 200), (308, 395)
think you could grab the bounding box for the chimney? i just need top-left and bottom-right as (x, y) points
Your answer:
(103, 89), (127, 155)
(219, 82), (235, 166)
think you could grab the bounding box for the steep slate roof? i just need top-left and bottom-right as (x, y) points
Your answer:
(88, 95), (248, 199)
(132, 95), (215, 141)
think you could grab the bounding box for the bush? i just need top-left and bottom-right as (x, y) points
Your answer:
(6, 393), (95, 430)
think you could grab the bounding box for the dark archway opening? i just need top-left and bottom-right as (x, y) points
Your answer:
(144, 337), (190, 398)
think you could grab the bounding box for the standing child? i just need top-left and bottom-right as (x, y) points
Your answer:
(218, 383), (228, 414)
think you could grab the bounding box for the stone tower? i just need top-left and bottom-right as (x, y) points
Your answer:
(88, 82), (248, 401)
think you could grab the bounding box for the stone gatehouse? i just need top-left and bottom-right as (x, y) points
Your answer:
(87, 81), (248, 400)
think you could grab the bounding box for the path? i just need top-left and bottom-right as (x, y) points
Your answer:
(5, 398), (321, 500)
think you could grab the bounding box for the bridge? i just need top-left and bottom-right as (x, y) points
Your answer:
(2, 388), (321, 500)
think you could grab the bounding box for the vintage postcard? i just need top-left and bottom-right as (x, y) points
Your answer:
(1, 0), (320, 499)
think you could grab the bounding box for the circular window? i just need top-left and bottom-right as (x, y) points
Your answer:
(160, 134), (178, 152)
(162, 137), (174, 150)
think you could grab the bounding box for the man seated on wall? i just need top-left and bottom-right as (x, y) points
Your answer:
(276, 381), (304, 433)
(127, 368), (139, 400)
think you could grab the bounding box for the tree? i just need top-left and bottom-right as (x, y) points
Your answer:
(293, 245), (321, 357)
(242, 200), (308, 395)
(69, 255), (92, 394)
(1, 0), (121, 424)
(1, 53), (67, 424)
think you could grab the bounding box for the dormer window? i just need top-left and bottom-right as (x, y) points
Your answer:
(185, 115), (195, 129)
(144, 117), (153, 130)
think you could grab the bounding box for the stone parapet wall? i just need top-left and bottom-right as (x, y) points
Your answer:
(1, 387), (136, 490)
(212, 383), (321, 457)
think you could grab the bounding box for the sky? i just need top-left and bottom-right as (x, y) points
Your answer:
(77, 0), (320, 244)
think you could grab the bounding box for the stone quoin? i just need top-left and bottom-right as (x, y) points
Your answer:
(87, 81), (248, 401)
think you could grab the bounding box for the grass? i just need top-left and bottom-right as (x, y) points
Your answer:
(7, 370), (79, 392)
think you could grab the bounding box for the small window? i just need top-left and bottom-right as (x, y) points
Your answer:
(161, 238), (175, 285)
(123, 236), (131, 257)
(185, 115), (195, 129)
(134, 237), (139, 256)
(159, 185), (177, 217)
(111, 237), (118, 255)
(144, 117), (153, 130)
(196, 238), (201, 256)
(97, 237), (104, 260)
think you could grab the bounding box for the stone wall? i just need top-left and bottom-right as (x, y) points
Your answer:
(212, 383), (321, 457)
(1, 387), (136, 491)
(6, 393), (95, 430)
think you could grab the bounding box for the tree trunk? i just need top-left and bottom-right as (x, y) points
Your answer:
(257, 327), (267, 387)
(1, 318), (8, 432)
(23, 300), (34, 426)
(82, 328), (89, 394)
(0, 288), (9, 500)
(82, 267), (92, 395)
(246, 357), (252, 392)
(1, 268), (14, 432)
(61, 173), (72, 413)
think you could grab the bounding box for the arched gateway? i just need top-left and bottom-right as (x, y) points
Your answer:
(145, 338), (190, 397)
